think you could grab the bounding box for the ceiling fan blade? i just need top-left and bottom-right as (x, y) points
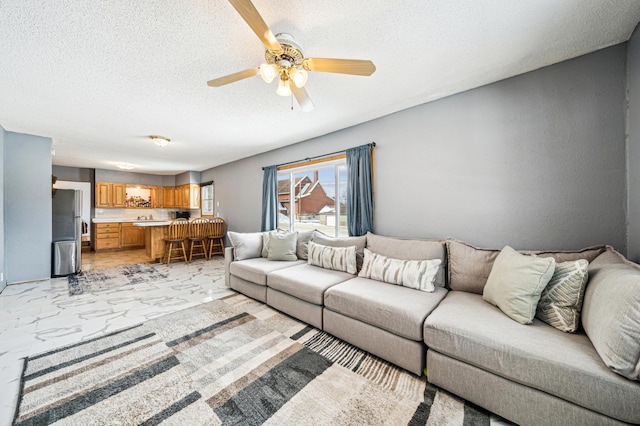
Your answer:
(228, 0), (282, 53)
(303, 58), (376, 76)
(291, 83), (314, 112)
(207, 67), (259, 87)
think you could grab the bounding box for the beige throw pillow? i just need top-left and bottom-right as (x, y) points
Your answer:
(359, 248), (441, 292)
(307, 241), (357, 274)
(482, 246), (556, 325)
(535, 259), (589, 332)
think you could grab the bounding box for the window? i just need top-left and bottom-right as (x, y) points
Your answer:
(277, 158), (348, 237)
(201, 183), (214, 216)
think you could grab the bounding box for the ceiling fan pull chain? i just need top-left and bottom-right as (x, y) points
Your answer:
(291, 93), (294, 111)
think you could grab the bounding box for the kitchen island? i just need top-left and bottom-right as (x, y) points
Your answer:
(132, 221), (171, 262)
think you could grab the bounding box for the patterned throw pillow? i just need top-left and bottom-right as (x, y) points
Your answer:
(359, 248), (441, 292)
(536, 259), (589, 333)
(307, 241), (357, 274)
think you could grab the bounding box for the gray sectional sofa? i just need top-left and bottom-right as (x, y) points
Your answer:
(225, 231), (640, 426)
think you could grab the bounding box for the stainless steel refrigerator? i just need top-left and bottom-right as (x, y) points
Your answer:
(52, 189), (82, 276)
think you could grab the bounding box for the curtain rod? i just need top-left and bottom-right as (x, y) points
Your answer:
(262, 142), (375, 170)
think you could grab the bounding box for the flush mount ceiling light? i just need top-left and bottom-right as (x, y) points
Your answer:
(150, 136), (171, 147)
(206, 0), (376, 112)
(116, 163), (135, 170)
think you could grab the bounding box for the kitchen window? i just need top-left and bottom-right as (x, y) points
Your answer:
(201, 182), (214, 217)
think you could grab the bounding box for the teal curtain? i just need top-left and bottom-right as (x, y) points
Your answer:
(346, 145), (374, 236)
(261, 166), (278, 231)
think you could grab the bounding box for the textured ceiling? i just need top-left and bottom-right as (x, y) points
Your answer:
(1, 0), (639, 175)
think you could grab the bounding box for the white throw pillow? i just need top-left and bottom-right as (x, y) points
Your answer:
(227, 231), (263, 261)
(307, 241), (357, 274)
(482, 246), (556, 324)
(359, 248), (440, 292)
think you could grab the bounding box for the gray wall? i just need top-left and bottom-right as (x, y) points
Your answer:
(175, 171), (202, 185)
(5, 131), (52, 283)
(95, 169), (175, 186)
(627, 26), (640, 262)
(0, 125), (5, 290)
(53, 165), (93, 183)
(203, 44), (627, 252)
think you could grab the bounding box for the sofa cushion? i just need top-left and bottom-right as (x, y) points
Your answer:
(536, 259), (589, 333)
(582, 249), (640, 381)
(229, 258), (305, 286)
(307, 241), (357, 274)
(359, 248), (441, 292)
(447, 239), (607, 294)
(267, 263), (354, 305)
(366, 232), (446, 287)
(424, 291), (640, 423)
(324, 277), (448, 341)
(267, 232), (298, 261)
(228, 231), (263, 261)
(312, 231), (366, 271)
(482, 246), (556, 325)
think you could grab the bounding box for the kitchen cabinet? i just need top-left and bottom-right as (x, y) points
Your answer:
(94, 222), (145, 250)
(151, 186), (163, 208)
(163, 186), (175, 208)
(174, 185), (184, 209)
(189, 184), (201, 209)
(94, 223), (120, 250)
(120, 223), (145, 248)
(95, 182), (126, 208)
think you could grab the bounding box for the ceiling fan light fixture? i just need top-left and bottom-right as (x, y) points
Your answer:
(289, 67), (308, 88)
(259, 63), (278, 83)
(276, 77), (292, 97)
(150, 136), (170, 147)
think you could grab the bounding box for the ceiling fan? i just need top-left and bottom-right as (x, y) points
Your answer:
(207, 0), (376, 112)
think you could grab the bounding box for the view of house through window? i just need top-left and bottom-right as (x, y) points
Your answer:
(277, 159), (348, 237)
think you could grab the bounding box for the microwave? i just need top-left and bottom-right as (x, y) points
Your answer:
(176, 211), (190, 220)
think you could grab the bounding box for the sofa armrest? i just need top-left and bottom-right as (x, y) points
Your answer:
(225, 246), (235, 288)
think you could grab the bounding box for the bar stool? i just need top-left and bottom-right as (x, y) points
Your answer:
(208, 217), (226, 258)
(163, 219), (189, 264)
(188, 218), (209, 262)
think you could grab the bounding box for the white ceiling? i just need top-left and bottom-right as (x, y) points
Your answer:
(1, 0), (639, 175)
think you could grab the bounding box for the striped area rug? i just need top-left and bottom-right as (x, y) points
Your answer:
(13, 293), (491, 425)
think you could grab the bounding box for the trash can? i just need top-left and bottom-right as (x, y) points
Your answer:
(52, 240), (77, 277)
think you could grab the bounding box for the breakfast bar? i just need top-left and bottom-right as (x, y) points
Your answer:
(132, 221), (171, 262)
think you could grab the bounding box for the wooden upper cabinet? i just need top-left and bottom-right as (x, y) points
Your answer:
(163, 186), (175, 208)
(174, 185), (184, 208)
(189, 184), (200, 209)
(96, 182), (125, 208)
(151, 186), (163, 208)
(96, 182), (112, 208)
(112, 183), (126, 207)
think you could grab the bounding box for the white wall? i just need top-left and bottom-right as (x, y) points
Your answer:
(202, 44), (627, 252)
(53, 181), (91, 240)
(4, 131), (52, 283)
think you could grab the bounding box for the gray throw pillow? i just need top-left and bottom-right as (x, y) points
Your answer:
(582, 249), (640, 381)
(227, 231), (263, 261)
(482, 246), (556, 325)
(267, 232), (298, 261)
(296, 230), (314, 260)
(535, 259), (589, 333)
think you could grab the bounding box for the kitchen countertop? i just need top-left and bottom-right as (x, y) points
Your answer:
(132, 221), (171, 227)
(92, 218), (170, 224)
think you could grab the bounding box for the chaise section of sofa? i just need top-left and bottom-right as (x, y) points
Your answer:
(424, 241), (640, 426)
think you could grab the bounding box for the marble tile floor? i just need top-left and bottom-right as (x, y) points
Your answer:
(0, 256), (232, 426)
